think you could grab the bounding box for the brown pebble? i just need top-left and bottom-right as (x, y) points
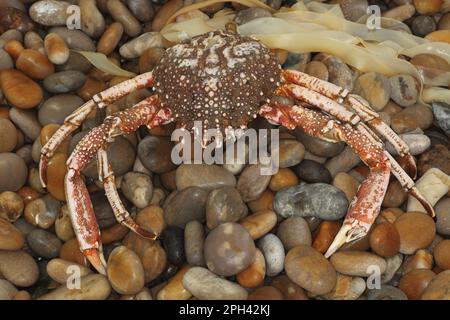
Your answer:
(59, 238), (87, 266)
(403, 249), (434, 274)
(239, 210), (277, 240)
(17, 186), (40, 206)
(236, 249), (266, 288)
(270, 274), (308, 300)
(44, 33), (69, 65)
(46, 153), (67, 201)
(247, 190), (274, 213)
(156, 265), (192, 300)
(152, 0), (184, 31)
(369, 222), (400, 258)
(434, 240), (450, 270)
(312, 220), (341, 254)
(3, 39), (23, 60)
(16, 49), (54, 79)
(0, 218), (25, 250)
(248, 286), (284, 300)
(394, 211), (436, 255)
(97, 22), (124, 55)
(0, 69), (43, 109)
(399, 269), (435, 300)
(76, 77), (107, 101)
(269, 168), (299, 192)
(0, 118), (17, 153)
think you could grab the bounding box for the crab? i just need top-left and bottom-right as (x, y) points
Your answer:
(39, 30), (435, 275)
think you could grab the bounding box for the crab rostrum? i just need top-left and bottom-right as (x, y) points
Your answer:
(39, 30), (434, 275)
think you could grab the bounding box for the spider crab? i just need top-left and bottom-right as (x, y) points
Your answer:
(39, 30), (434, 275)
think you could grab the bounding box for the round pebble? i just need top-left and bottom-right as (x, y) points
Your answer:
(27, 229), (62, 258)
(163, 187), (208, 228)
(0, 250), (39, 287)
(276, 216), (312, 250)
(394, 211), (436, 255)
(206, 186), (246, 229)
(399, 269), (436, 300)
(369, 222), (401, 258)
(107, 246), (145, 295)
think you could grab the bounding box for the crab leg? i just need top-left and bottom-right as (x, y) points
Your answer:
(260, 103), (391, 257)
(97, 148), (158, 239)
(40, 71), (154, 187)
(65, 96), (171, 274)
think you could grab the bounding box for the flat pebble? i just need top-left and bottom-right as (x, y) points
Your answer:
(237, 164), (272, 202)
(0, 250), (39, 287)
(176, 164), (236, 191)
(27, 229), (62, 258)
(121, 172), (153, 209)
(276, 216), (312, 250)
(163, 187), (208, 228)
(273, 183), (348, 220)
(206, 187), (246, 229)
(395, 211), (436, 254)
(330, 251), (387, 277)
(39, 274), (111, 300)
(0, 70), (43, 109)
(257, 233), (285, 277)
(285, 245), (336, 295)
(204, 222), (255, 276)
(107, 246), (145, 295)
(182, 267), (248, 300)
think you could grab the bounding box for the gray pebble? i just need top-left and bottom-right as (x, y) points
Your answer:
(257, 233), (285, 276)
(43, 71), (86, 93)
(27, 229), (62, 259)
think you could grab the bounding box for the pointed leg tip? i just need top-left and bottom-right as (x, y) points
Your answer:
(38, 157), (48, 188)
(84, 248), (107, 275)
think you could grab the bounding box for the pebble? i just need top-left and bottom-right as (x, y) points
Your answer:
(239, 210), (277, 240)
(59, 51), (91, 73)
(121, 172), (153, 209)
(312, 221), (341, 254)
(391, 104), (434, 134)
(381, 254), (403, 284)
(434, 240), (450, 270)
(139, 47), (165, 73)
(161, 226), (185, 266)
(248, 190), (274, 213)
(0, 191), (23, 222)
(412, 16), (437, 38)
(273, 183), (348, 220)
(43, 71), (86, 94)
(46, 153), (67, 201)
(234, 7), (272, 25)
(29, 0), (71, 26)
(399, 269), (436, 300)
(107, 246), (145, 295)
(278, 139), (305, 168)
(382, 180), (407, 208)
(44, 33), (69, 65)
(206, 187), (246, 229)
(157, 266), (192, 300)
(24, 31), (44, 54)
(46, 258), (92, 284)
(9, 107), (42, 140)
(0, 218), (25, 250)
(204, 222), (255, 276)
(257, 233), (285, 277)
(182, 267), (248, 300)
(138, 136), (177, 174)
(119, 32), (163, 59)
(163, 187), (208, 228)
(16, 49), (54, 79)
(107, 0), (141, 37)
(176, 164), (236, 191)
(369, 222), (400, 258)
(236, 248), (265, 288)
(293, 159), (332, 183)
(55, 206), (75, 241)
(79, 0), (105, 38)
(270, 275), (308, 300)
(432, 102), (450, 137)
(39, 274), (111, 300)
(382, 4), (415, 22)
(0, 250), (39, 287)
(402, 249), (433, 274)
(283, 52), (311, 71)
(59, 238), (86, 266)
(151, 0), (184, 32)
(394, 211), (436, 254)
(353, 72), (391, 111)
(435, 198), (450, 235)
(285, 245), (336, 295)
(408, 168), (450, 212)
(97, 22), (124, 55)
(330, 251), (387, 277)
(389, 75), (419, 107)
(419, 145), (450, 176)
(421, 270), (450, 300)
(304, 61), (328, 81)
(276, 217), (312, 250)
(320, 55), (355, 91)
(248, 286), (283, 300)
(184, 220), (205, 266)
(339, 0), (368, 22)
(0, 279), (18, 300)
(121, 288), (153, 300)
(294, 129), (345, 157)
(237, 164), (272, 201)
(126, 0), (154, 22)
(0, 8), (35, 33)
(27, 229), (62, 258)
(0, 48), (13, 70)
(0, 118), (17, 153)
(332, 172), (359, 202)
(49, 27), (96, 51)
(325, 146), (361, 177)
(0, 70), (43, 109)
(322, 274), (366, 300)
(366, 285), (408, 300)
(269, 168), (299, 191)
(0, 153), (28, 192)
(414, 0), (443, 15)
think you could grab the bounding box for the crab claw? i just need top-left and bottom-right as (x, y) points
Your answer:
(84, 248), (107, 275)
(324, 222), (369, 258)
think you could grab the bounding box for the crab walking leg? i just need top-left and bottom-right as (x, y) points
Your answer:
(39, 71), (154, 187)
(65, 95), (168, 274)
(97, 148), (158, 239)
(283, 70), (415, 166)
(260, 103), (391, 257)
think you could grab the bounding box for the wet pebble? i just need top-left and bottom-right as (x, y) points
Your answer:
(257, 233), (285, 276)
(204, 222), (255, 276)
(285, 245), (336, 295)
(16, 49), (54, 79)
(273, 183), (348, 220)
(182, 267), (248, 300)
